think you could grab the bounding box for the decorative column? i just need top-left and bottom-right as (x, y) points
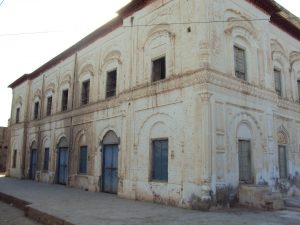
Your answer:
(198, 91), (213, 185)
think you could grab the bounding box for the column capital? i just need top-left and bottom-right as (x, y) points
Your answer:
(198, 92), (213, 102)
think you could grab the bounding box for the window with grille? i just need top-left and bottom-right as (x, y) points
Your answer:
(12, 150), (17, 168)
(106, 70), (117, 98)
(79, 146), (87, 174)
(34, 102), (39, 120)
(61, 89), (68, 111)
(274, 69), (282, 97)
(278, 145), (287, 179)
(46, 96), (52, 116)
(152, 57), (166, 82)
(234, 46), (246, 80)
(16, 108), (20, 123)
(152, 139), (168, 181)
(238, 140), (252, 183)
(297, 80), (300, 102)
(81, 80), (90, 105)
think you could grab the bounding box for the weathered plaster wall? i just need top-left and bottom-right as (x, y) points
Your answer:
(7, 0), (300, 209)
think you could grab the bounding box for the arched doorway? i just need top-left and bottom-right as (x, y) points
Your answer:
(277, 131), (288, 179)
(57, 137), (68, 185)
(237, 123), (253, 184)
(29, 141), (38, 180)
(101, 131), (119, 194)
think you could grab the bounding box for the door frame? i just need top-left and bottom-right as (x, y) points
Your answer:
(29, 148), (37, 180)
(101, 144), (119, 194)
(56, 147), (68, 185)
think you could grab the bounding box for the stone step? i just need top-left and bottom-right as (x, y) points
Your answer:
(0, 191), (74, 225)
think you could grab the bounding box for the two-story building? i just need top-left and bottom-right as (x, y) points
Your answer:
(0, 127), (10, 173)
(7, 0), (300, 209)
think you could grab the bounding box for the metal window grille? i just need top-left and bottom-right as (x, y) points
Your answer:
(61, 89), (68, 111)
(79, 146), (88, 174)
(238, 140), (252, 183)
(106, 70), (117, 98)
(152, 57), (166, 82)
(278, 145), (287, 179)
(81, 80), (90, 105)
(234, 46), (246, 80)
(152, 139), (168, 181)
(274, 69), (282, 96)
(46, 96), (52, 116)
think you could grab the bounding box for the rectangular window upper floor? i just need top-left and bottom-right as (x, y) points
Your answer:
(152, 56), (166, 82)
(274, 69), (282, 97)
(46, 96), (52, 116)
(61, 89), (68, 111)
(106, 70), (117, 98)
(81, 80), (90, 105)
(16, 108), (20, 123)
(234, 46), (246, 80)
(33, 102), (39, 120)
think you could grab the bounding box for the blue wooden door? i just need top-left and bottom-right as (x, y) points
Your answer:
(29, 149), (37, 180)
(103, 145), (118, 194)
(58, 147), (68, 185)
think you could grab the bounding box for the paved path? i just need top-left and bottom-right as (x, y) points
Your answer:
(0, 201), (40, 225)
(0, 177), (300, 225)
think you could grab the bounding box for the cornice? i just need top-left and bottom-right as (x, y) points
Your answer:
(16, 68), (300, 128)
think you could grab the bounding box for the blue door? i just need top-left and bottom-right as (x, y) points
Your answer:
(103, 145), (118, 194)
(58, 147), (68, 185)
(29, 149), (37, 180)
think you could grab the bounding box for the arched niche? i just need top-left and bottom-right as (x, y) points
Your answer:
(57, 137), (68, 148)
(237, 122), (252, 140)
(31, 141), (37, 150)
(102, 131), (119, 145)
(277, 131), (288, 145)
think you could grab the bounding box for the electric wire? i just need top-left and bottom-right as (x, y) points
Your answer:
(0, 16), (299, 37)
(0, 0), (4, 7)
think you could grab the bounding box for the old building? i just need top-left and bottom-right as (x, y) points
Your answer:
(7, 0), (300, 209)
(0, 127), (10, 173)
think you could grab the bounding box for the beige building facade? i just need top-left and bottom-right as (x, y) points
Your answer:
(0, 127), (10, 172)
(7, 0), (300, 209)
